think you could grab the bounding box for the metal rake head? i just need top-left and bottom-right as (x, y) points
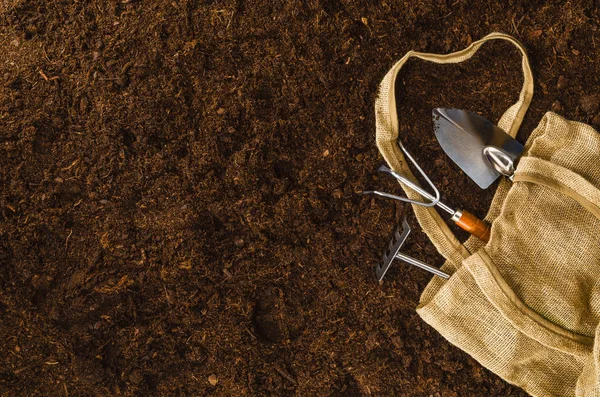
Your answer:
(375, 217), (450, 281)
(376, 217), (411, 282)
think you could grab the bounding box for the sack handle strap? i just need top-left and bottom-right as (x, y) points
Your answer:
(375, 33), (534, 264)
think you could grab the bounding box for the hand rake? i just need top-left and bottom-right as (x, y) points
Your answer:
(377, 217), (450, 282)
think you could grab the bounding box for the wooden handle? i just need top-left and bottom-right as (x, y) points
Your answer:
(454, 210), (491, 243)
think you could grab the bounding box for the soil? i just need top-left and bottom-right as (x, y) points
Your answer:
(1, 1), (599, 396)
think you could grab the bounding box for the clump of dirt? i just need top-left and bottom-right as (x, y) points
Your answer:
(1, 1), (598, 396)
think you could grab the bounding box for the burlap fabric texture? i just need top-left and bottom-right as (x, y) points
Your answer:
(375, 32), (600, 396)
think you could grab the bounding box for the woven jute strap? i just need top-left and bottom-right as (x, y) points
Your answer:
(374, 32), (534, 268)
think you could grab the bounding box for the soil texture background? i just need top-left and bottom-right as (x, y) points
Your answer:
(1, 0), (600, 396)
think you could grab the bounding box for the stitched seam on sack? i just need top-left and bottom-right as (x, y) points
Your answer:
(514, 174), (600, 218)
(474, 250), (594, 350)
(513, 165), (600, 220)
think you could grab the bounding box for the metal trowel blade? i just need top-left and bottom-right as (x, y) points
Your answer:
(432, 108), (524, 189)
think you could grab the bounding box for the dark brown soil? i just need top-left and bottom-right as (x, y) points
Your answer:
(1, 1), (599, 396)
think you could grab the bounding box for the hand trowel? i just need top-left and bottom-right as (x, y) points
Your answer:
(432, 108), (524, 189)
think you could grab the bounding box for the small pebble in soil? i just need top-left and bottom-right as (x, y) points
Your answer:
(580, 94), (600, 114)
(592, 114), (600, 126)
(557, 76), (569, 90)
(208, 374), (218, 386)
(551, 101), (563, 113)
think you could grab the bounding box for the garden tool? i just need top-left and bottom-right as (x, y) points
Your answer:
(377, 217), (450, 281)
(361, 143), (491, 242)
(433, 108), (524, 189)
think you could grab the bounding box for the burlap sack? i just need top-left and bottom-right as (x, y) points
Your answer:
(375, 33), (600, 396)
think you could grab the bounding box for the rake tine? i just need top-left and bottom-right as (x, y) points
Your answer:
(376, 218), (450, 281)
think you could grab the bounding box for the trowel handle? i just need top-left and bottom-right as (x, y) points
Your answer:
(452, 210), (491, 243)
